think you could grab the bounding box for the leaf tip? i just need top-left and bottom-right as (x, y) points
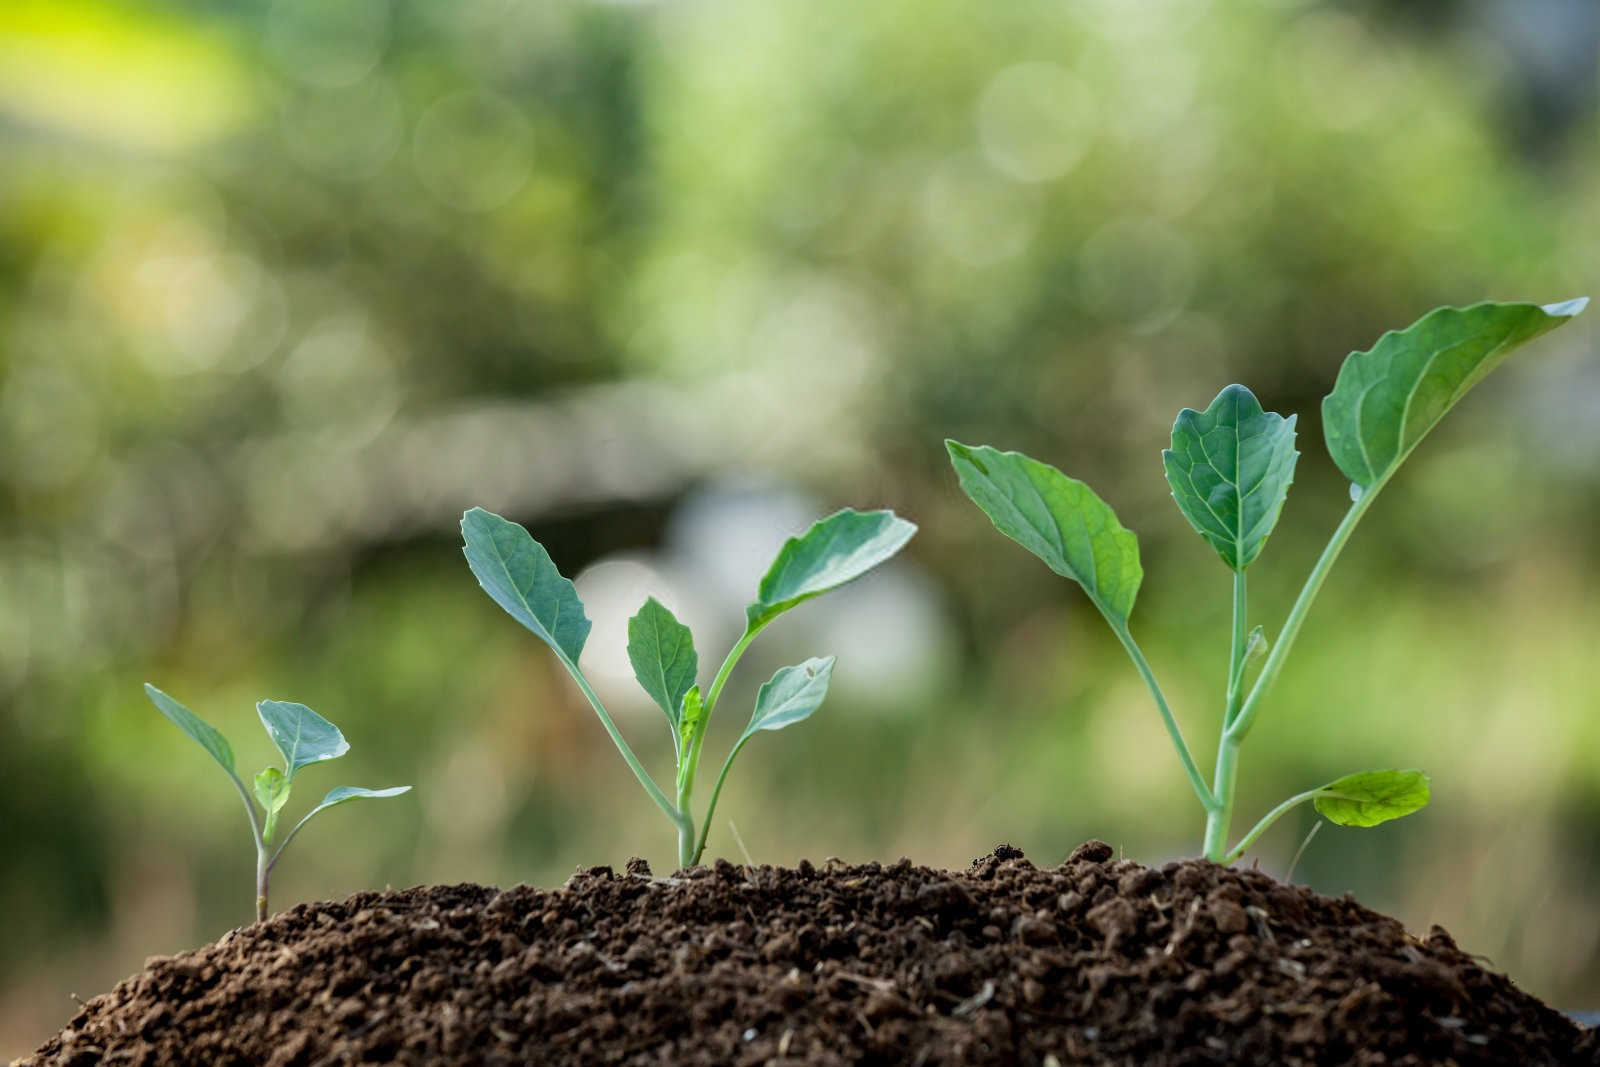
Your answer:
(1542, 296), (1588, 318)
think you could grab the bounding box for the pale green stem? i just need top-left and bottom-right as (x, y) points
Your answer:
(690, 736), (753, 866)
(561, 657), (687, 834)
(1221, 786), (1323, 865)
(1227, 484), (1382, 743)
(674, 622), (768, 868)
(703, 624), (765, 723)
(218, 768), (270, 921)
(1224, 570), (1249, 726)
(1110, 623), (1215, 812)
(1203, 570), (1250, 862)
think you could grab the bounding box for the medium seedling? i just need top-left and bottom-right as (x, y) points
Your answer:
(145, 684), (411, 920)
(948, 299), (1586, 864)
(461, 506), (916, 868)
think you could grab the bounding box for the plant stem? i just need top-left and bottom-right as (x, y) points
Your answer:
(1224, 570), (1248, 727)
(703, 624), (763, 723)
(1111, 623), (1215, 812)
(667, 623), (767, 868)
(1221, 785), (1323, 865)
(1203, 570), (1250, 862)
(256, 845), (269, 923)
(689, 737), (753, 865)
(1227, 485), (1381, 743)
(221, 767), (269, 922)
(564, 659), (688, 835)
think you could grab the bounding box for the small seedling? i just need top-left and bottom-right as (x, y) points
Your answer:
(144, 684), (411, 920)
(461, 506), (916, 868)
(948, 299), (1586, 864)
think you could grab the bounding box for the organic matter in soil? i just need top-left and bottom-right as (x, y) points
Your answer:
(22, 844), (1597, 1066)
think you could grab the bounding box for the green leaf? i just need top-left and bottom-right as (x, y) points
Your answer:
(298, 785), (412, 826)
(739, 657), (834, 744)
(461, 507), (591, 665)
(1312, 769), (1430, 828)
(145, 683), (236, 775)
(746, 510), (917, 630)
(256, 700), (349, 779)
(627, 597), (698, 733)
(253, 767), (291, 843)
(1323, 300), (1586, 491)
(1163, 385), (1298, 571)
(946, 440), (1142, 629)
(675, 685), (703, 794)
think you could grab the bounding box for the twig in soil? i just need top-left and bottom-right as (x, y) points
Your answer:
(952, 980), (997, 1018)
(1286, 820), (1323, 883)
(833, 971), (896, 994)
(727, 819), (755, 867)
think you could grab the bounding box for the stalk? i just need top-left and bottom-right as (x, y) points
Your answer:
(566, 663), (688, 835)
(1110, 624), (1214, 812)
(1203, 571), (1249, 861)
(1227, 484), (1381, 743)
(1204, 484), (1382, 861)
(674, 622), (766, 867)
(256, 847), (269, 923)
(690, 738), (752, 865)
(1221, 786), (1323, 865)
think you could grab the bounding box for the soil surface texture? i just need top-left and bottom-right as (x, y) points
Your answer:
(22, 843), (1598, 1066)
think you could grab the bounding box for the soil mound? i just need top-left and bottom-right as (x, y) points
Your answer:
(22, 843), (1597, 1066)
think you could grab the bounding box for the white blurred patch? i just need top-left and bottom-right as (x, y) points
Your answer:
(977, 62), (1096, 183)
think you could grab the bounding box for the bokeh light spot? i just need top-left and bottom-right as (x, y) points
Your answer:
(977, 61), (1096, 183)
(412, 92), (536, 213)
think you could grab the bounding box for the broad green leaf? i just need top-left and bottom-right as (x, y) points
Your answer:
(300, 785), (412, 825)
(747, 510), (916, 629)
(1323, 300), (1586, 491)
(145, 683), (236, 775)
(739, 657), (834, 744)
(946, 441), (1142, 629)
(675, 685), (703, 793)
(627, 597), (698, 732)
(1163, 385), (1298, 571)
(256, 700), (349, 779)
(1312, 769), (1430, 828)
(253, 767), (291, 843)
(461, 507), (591, 665)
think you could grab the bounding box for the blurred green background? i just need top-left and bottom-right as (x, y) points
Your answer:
(3, 0), (1599, 1053)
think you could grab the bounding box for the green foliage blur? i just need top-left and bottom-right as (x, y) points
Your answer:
(3, 0), (1599, 1051)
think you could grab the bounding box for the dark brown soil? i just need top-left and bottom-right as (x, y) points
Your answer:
(22, 844), (1597, 1066)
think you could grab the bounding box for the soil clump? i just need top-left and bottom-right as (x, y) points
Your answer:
(22, 843), (1597, 1066)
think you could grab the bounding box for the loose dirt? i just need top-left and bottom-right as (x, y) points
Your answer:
(21, 843), (1597, 1065)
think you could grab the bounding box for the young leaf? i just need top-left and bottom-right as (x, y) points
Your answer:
(746, 510), (917, 630)
(253, 767), (291, 843)
(627, 597), (698, 732)
(461, 507), (592, 666)
(256, 700), (350, 779)
(739, 656), (835, 744)
(946, 441), (1142, 629)
(1312, 769), (1430, 828)
(1163, 384), (1298, 571)
(145, 683), (237, 775)
(291, 786), (413, 837)
(675, 685), (704, 793)
(1323, 300), (1587, 492)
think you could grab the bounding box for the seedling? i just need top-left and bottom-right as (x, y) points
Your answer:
(144, 684), (411, 920)
(948, 299), (1586, 864)
(461, 506), (916, 868)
